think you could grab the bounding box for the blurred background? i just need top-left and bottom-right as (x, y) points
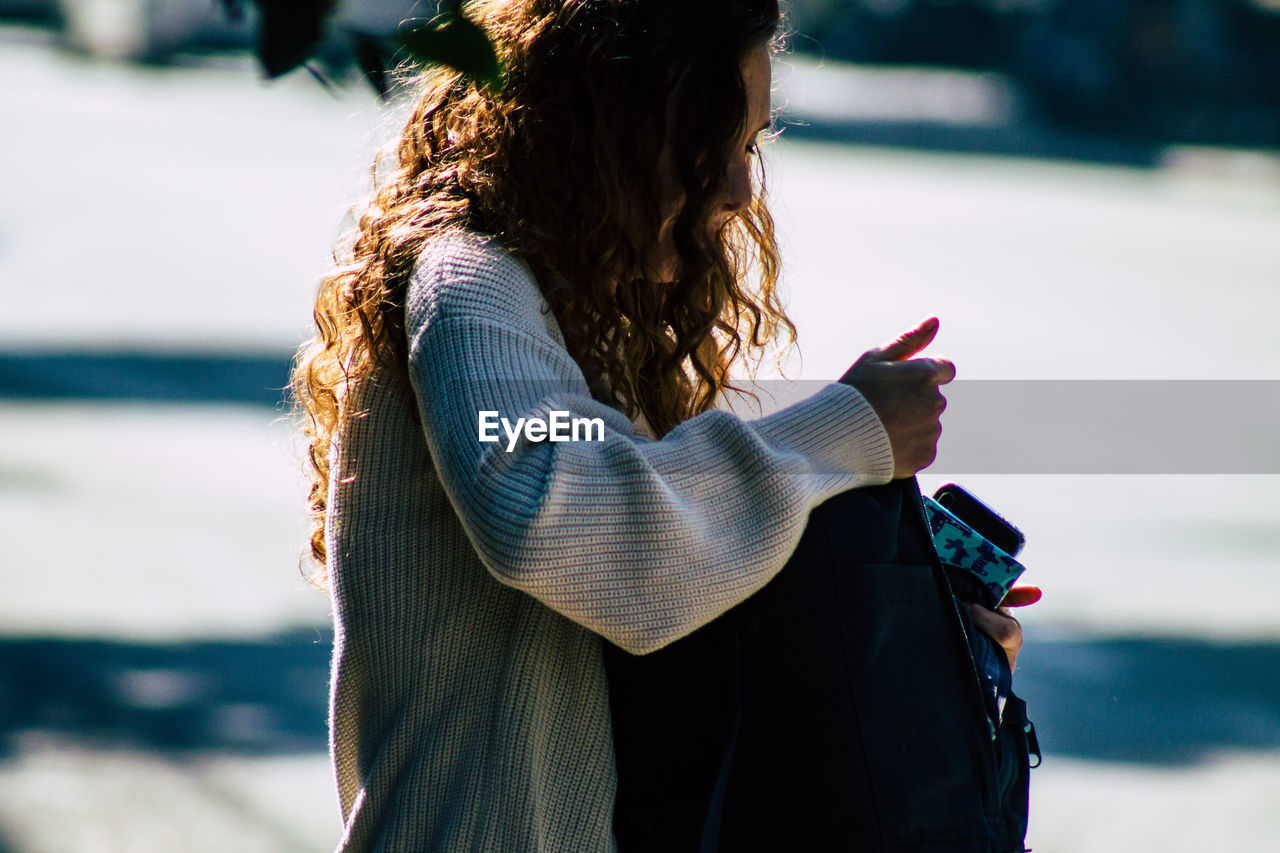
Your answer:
(1, 1), (1277, 851)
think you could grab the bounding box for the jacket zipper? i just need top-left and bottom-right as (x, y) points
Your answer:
(902, 478), (1002, 811)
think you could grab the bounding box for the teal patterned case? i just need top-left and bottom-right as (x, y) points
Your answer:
(922, 495), (1026, 608)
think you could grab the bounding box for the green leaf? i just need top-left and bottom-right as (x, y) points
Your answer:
(398, 10), (503, 91)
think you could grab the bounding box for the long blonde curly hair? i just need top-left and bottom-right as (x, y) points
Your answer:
(293, 0), (792, 573)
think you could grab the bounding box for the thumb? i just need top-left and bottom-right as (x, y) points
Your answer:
(871, 317), (940, 362)
(1000, 586), (1042, 608)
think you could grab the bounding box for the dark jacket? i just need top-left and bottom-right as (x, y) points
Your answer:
(604, 477), (1033, 853)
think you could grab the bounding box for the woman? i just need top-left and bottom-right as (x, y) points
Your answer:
(292, 1), (1027, 850)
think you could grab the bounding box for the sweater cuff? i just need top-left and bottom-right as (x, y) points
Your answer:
(753, 382), (896, 486)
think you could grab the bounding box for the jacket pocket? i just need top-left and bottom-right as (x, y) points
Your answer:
(835, 562), (991, 849)
(993, 692), (1034, 852)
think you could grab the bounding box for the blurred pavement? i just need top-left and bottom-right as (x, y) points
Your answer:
(3, 26), (1279, 853)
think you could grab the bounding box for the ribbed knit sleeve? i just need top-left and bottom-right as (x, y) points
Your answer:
(406, 231), (895, 654)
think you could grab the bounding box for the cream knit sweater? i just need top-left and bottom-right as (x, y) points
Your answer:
(325, 230), (896, 852)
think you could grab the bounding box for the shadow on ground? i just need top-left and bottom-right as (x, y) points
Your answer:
(0, 350), (293, 407)
(0, 628), (330, 759)
(1, 629), (1277, 766)
(1015, 634), (1280, 765)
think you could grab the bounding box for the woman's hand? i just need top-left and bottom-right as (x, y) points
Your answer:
(966, 585), (1042, 673)
(839, 317), (955, 480)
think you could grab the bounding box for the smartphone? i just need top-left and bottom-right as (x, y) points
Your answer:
(923, 483), (1028, 609)
(932, 483), (1025, 558)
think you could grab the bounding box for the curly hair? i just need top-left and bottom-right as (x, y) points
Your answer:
(293, 0), (792, 573)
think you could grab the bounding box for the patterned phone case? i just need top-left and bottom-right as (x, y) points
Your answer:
(922, 495), (1026, 608)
